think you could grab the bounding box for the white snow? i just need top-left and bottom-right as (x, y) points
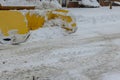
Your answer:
(79, 0), (100, 7)
(0, 0), (35, 6)
(99, 72), (120, 80)
(114, 1), (120, 5)
(0, 1), (120, 80)
(28, 27), (65, 42)
(0, 0), (62, 9)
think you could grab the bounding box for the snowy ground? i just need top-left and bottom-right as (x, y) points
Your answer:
(0, 7), (120, 80)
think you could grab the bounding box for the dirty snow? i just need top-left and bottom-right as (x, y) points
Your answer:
(1, 6), (120, 80)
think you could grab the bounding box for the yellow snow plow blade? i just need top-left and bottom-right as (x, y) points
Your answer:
(0, 11), (29, 36)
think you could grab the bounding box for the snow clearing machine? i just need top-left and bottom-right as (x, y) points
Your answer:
(0, 1), (77, 45)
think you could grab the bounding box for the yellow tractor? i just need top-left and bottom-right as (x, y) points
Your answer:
(0, 5), (77, 44)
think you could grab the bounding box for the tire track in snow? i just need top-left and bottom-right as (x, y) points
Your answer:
(1, 32), (120, 54)
(0, 32), (120, 65)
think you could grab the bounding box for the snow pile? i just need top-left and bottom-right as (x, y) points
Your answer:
(0, 0), (35, 6)
(0, 0), (62, 9)
(114, 1), (120, 5)
(26, 15), (72, 42)
(28, 27), (65, 42)
(79, 0), (100, 7)
(37, 0), (62, 9)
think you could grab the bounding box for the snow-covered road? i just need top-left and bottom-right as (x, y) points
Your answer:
(0, 7), (120, 80)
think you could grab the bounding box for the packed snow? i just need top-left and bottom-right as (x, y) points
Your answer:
(1, 0), (120, 80)
(98, 72), (120, 80)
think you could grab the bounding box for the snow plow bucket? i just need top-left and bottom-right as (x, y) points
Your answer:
(0, 11), (30, 44)
(0, 9), (77, 45)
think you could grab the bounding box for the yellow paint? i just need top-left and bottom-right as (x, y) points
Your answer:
(45, 9), (76, 32)
(47, 11), (56, 20)
(55, 9), (69, 13)
(54, 9), (73, 23)
(0, 11), (29, 36)
(62, 26), (72, 31)
(26, 12), (45, 30)
(47, 11), (72, 23)
(60, 15), (73, 23)
(71, 23), (76, 27)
